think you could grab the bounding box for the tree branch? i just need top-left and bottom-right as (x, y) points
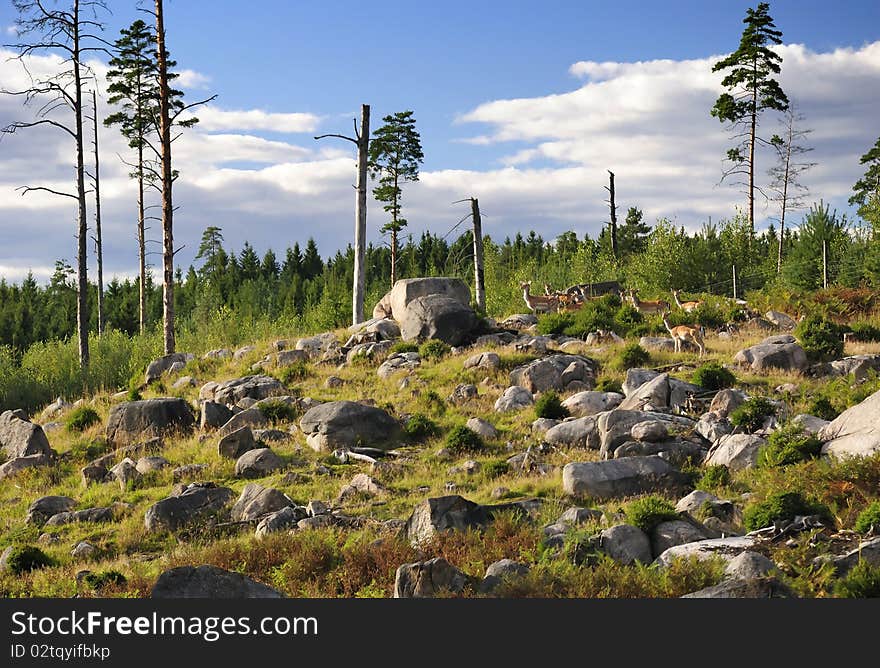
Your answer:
(314, 133), (357, 145)
(16, 185), (78, 200)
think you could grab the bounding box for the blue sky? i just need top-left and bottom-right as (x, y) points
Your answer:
(1, 0), (879, 281)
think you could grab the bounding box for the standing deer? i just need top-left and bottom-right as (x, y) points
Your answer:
(520, 281), (559, 314)
(627, 289), (670, 315)
(662, 311), (705, 358)
(672, 289), (703, 313)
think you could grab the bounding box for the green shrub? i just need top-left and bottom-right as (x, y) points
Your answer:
(65, 406), (101, 432)
(258, 399), (297, 425)
(613, 305), (643, 332)
(421, 390), (446, 416)
(742, 491), (832, 531)
(2, 545), (56, 574)
(808, 396), (839, 421)
(126, 387), (143, 402)
(595, 378), (623, 394)
(403, 413), (440, 441)
(625, 496), (679, 532)
(757, 423), (823, 468)
(419, 339), (451, 361)
(691, 362), (736, 390)
(445, 424), (484, 453)
(854, 501), (880, 534)
(390, 341), (419, 354)
(729, 397), (776, 433)
(277, 361), (311, 385)
(696, 465), (730, 490)
(834, 562), (880, 598)
(846, 321), (880, 343)
(795, 316), (844, 362)
(534, 391), (570, 420)
(537, 312), (576, 336)
(613, 343), (650, 371)
(80, 570), (127, 590)
(483, 459), (509, 479)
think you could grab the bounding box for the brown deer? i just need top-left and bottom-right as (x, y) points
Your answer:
(557, 292), (584, 312)
(662, 311), (705, 358)
(521, 281), (559, 314)
(626, 289), (670, 315)
(671, 289), (703, 313)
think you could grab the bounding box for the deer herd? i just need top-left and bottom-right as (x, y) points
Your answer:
(520, 281), (712, 357)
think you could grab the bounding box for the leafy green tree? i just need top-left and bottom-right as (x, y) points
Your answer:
(711, 2), (789, 233)
(618, 207), (651, 258)
(195, 226), (225, 282)
(783, 201), (849, 289)
(368, 110), (425, 286)
(850, 136), (880, 234)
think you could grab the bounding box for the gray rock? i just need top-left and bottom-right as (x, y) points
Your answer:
(145, 352), (191, 384)
(105, 398), (195, 445)
(639, 336), (676, 353)
(613, 439), (707, 467)
(479, 559), (531, 594)
(724, 551), (776, 579)
(681, 577), (794, 598)
(403, 495), (490, 547)
(464, 352), (501, 370)
(819, 387), (880, 458)
(216, 408), (268, 439)
(45, 507), (114, 526)
(399, 295), (478, 346)
(705, 434), (767, 471)
(500, 313), (538, 329)
(559, 507), (603, 526)
(709, 389), (747, 418)
(26, 495), (77, 525)
(71, 541), (97, 559)
(254, 428), (293, 445)
(81, 463), (108, 486)
(231, 483), (294, 522)
(733, 335), (808, 373)
(631, 420), (668, 442)
(213, 375), (286, 406)
(295, 332), (339, 359)
(393, 557), (470, 598)
(494, 386), (534, 412)
(108, 457), (141, 490)
(233, 345), (257, 361)
(324, 376), (344, 389)
(510, 359), (562, 393)
(40, 397), (72, 421)
(0, 410), (54, 459)
(306, 500), (330, 517)
(696, 412), (733, 443)
(135, 456), (170, 474)
(202, 348), (232, 360)
(254, 506), (308, 538)
(235, 448), (284, 478)
(299, 401), (402, 452)
(200, 401), (233, 432)
(675, 490), (725, 515)
(598, 410), (695, 458)
(819, 536), (880, 575)
(346, 340), (392, 364)
(151, 565), (284, 598)
(765, 310), (797, 330)
(0, 453), (52, 480)
(297, 515), (338, 530)
(621, 369), (703, 412)
(562, 456), (691, 500)
(651, 519), (711, 558)
(466, 417), (498, 441)
(218, 426), (259, 459)
(562, 391), (623, 417)
(448, 383), (478, 405)
(598, 524), (652, 565)
(829, 354), (880, 381)
(531, 417), (560, 434)
(390, 277), (471, 320)
(792, 414), (830, 435)
(144, 483), (235, 532)
(544, 417), (599, 449)
(377, 352), (421, 379)
(654, 535), (758, 568)
(275, 349), (309, 367)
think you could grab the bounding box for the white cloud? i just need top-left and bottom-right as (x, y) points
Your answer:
(192, 106), (321, 133)
(175, 69), (211, 90)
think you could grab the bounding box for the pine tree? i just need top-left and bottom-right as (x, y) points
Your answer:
(302, 238), (323, 280)
(711, 2), (789, 233)
(618, 207), (652, 258)
(850, 136), (880, 230)
(368, 110), (424, 286)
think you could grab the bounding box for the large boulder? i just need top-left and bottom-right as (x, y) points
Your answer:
(372, 290), (393, 320)
(235, 448), (284, 478)
(26, 495), (76, 525)
(403, 495), (490, 547)
(299, 401), (402, 452)
(144, 483), (234, 532)
(510, 355), (597, 394)
(494, 386), (534, 412)
(651, 519), (712, 558)
(230, 483), (295, 522)
(681, 578), (794, 598)
(621, 369), (702, 412)
(0, 410), (54, 459)
(393, 557), (470, 598)
(765, 310), (797, 330)
(399, 295), (478, 346)
(819, 387), (880, 458)
(466, 417), (499, 441)
(653, 535), (758, 568)
(105, 398), (195, 445)
(390, 277), (471, 320)
(597, 410), (695, 458)
(377, 352), (421, 379)
(562, 391), (623, 417)
(733, 335), (808, 373)
(562, 456), (691, 500)
(829, 354), (880, 381)
(145, 352), (192, 384)
(709, 389), (747, 418)
(255, 506), (308, 538)
(705, 434), (767, 471)
(295, 332), (339, 360)
(200, 401), (233, 432)
(0, 454), (52, 480)
(45, 507), (114, 526)
(543, 417), (599, 449)
(218, 426), (259, 459)
(598, 524), (652, 565)
(151, 565), (284, 598)
(216, 408), (267, 438)
(212, 375), (286, 406)
(464, 352), (501, 371)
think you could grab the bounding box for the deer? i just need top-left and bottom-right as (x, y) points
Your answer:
(671, 289), (703, 313)
(520, 281), (559, 314)
(556, 292), (584, 312)
(626, 289), (670, 315)
(662, 311), (705, 358)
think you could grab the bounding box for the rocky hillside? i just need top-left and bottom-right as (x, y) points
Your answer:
(1, 278), (879, 599)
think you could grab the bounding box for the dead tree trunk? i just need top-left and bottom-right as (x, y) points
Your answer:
(73, 0), (90, 368)
(90, 89), (104, 336)
(137, 142), (147, 334)
(471, 197), (485, 312)
(156, 0), (175, 354)
(605, 170), (618, 258)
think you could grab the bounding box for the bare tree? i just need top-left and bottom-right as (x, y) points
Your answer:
(769, 107), (816, 273)
(88, 88), (104, 334)
(1, 0), (110, 369)
(315, 104), (370, 326)
(605, 170), (619, 258)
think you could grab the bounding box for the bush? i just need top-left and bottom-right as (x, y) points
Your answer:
(757, 423), (823, 468)
(595, 378), (623, 394)
(277, 361), (311, 386)
(795, 316), (844, 362)
(80, 570), (127, 590)
(65, 406), (101, 432)
(691, 362), (736, 391)
(846, 321), (880, 343)
(742, 491), (832, 532)
(419, 339), (451, 361)
(613, 343), (650, 371)
(696, 465), (731, 490)
(421, 390), (446, 416)
(258, 399), (297, 425)
(834, 562), (880, 598)
(808, 396), (839, 421)
(534, 391), (570, 420)
(445, 424), (484, 453)
(126, 387), (143, 402)
(403, 413), (440, 441)
(729, 397), (776, 433)
(854, 501), (880, 534)
(483, 459), (509, 479)
(613, 305), (643, 332)
(536, 312), (575, 336)
(2, 545), (55, 574)
(390, 341), (419, 354)
(625, 496), (679, 532)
